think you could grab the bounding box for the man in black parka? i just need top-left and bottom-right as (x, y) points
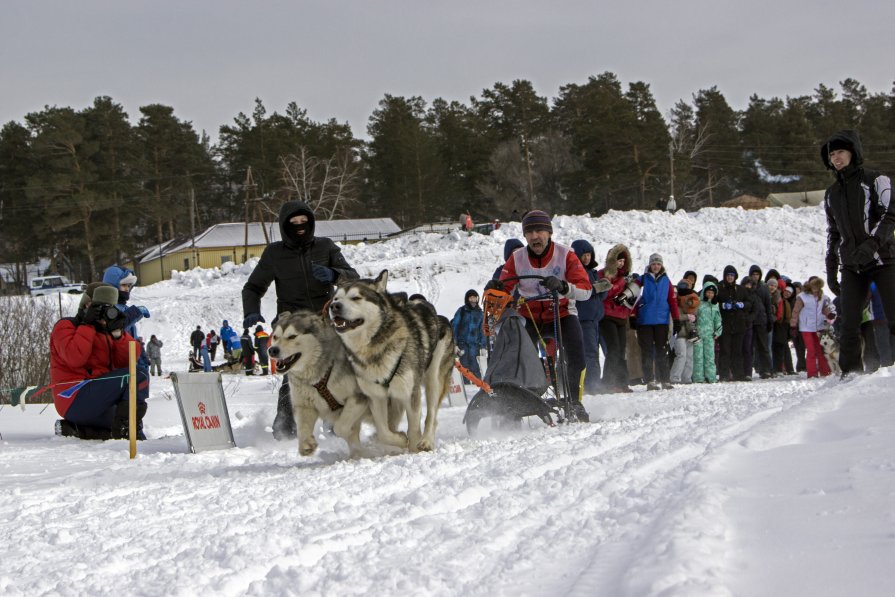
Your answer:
(716, 265), (752, 382)
(242, 200), (359, 438)
(822, 130), (895, 375)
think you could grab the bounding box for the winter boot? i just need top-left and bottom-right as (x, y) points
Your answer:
(272, 381), (297, 440)
(110, 401), (148, 440)
(56, 419), (113, 440)
(570, 401), (590, 423)
(646, 381), (661, 391)
(661, 382), (675, 390)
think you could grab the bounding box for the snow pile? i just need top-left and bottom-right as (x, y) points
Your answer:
(2, 205), (893, 597)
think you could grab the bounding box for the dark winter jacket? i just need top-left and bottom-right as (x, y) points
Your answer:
(254, 328), (269, 359)
(571, 239), (606, 322)
(50, 316), (140, 417)
(190, 328), (204, 348)
(451, 291), (486, 351)
(493, 238), (524, 280)
(242, 200), (359, 317)
(746, 266), (774, 327)
(739, 279), (761, 327)
(716, 266), (751, 334)
(822, 130), (895, 274)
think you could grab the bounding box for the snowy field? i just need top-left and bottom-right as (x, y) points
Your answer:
(2, 206), (895, 597)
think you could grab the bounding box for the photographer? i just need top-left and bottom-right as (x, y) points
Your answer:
(50, 283), (149, 440)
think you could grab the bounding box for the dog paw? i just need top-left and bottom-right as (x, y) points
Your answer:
(299, 438), (318, 456)
(416, 438), (435, 452)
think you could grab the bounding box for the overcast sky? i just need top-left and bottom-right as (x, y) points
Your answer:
(2, 0), (893, 141)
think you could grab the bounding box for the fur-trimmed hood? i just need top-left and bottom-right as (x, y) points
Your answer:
(602, 244), (631, 278)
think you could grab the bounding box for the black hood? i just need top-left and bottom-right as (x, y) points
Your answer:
(278, 200), (316, 248)
(723, 265), (738, 280)
(820, 129), (864, 170)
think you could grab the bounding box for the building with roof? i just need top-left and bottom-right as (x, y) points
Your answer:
(128, 218), (400, 285)
(766, 190), (825, 208)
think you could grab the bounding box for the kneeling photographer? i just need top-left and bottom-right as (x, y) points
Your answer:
(50, 283), (149, 440)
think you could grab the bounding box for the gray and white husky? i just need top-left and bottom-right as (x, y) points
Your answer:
(327, 270), (455, 452)
(268, 310), (372, 456)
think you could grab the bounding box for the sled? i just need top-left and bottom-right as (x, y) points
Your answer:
(462, 276), (586, 436)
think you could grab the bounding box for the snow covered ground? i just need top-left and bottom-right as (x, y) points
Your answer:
(2, 206), (894, 597)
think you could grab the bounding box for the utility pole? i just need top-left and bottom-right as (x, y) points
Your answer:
(189, 182), (197, 268)
(243, 167), (256, 263)
(669, 140), (675, 204)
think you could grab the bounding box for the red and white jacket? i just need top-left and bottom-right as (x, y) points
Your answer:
(499, 241), (592, 323)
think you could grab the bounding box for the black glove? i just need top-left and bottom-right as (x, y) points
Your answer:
(629, 316), (638, 330)
(854, 237), (880, 267)
(542, 276), (569, 294)
(673, 320), (682, 335)
(243, 313), (265, 328)
(311, 264), (336, 283)
(827, 275), (841, 297)
(484, 279), (504, 292)
(81, 303), (105, 325)
(766, 321), (774, 333)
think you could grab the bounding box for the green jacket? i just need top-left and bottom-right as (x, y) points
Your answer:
(696, 282), (723, 339)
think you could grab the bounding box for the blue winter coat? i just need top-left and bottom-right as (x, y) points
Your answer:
(451, 306), (485, 350)
(637, 269), (674, 325)
(220, 323), (237, 350)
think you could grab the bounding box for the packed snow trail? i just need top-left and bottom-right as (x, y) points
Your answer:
(0, 374), (844, 597)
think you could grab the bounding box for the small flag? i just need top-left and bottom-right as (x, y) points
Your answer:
(9, 386), (42, 409)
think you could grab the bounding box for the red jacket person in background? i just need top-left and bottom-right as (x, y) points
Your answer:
(488, 209), (592, 421)
(50, 283), (149, 440)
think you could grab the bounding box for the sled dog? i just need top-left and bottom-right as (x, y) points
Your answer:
(817, 329), (842, 375)
(268, 310), (372, 456)
(327, 270), (455, 452)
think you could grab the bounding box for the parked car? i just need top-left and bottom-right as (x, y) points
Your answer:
(29, 275), (86, 296)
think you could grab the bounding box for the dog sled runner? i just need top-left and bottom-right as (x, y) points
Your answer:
(462, 276), (586, 436)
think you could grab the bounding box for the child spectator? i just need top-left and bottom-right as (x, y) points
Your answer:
(790, 277), (834, 378)
(692, 281), (722, 383)
(671, 280), (700, 384)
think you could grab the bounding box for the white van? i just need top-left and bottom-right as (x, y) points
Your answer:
(29, 275), (86, 296)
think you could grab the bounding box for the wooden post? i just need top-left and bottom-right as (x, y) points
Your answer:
(129, 341), (137, 459)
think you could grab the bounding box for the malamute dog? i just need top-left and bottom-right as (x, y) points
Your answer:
(327, 270), (455, 452)
(817, 329), (842, 375)
(268, 310), (372, 456)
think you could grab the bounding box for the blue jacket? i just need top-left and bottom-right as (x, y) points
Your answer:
(220, 322), (237, 350)
(451, 306), (485, 350)
(570, 239), (606, 322)
(637, 268), (675, 325)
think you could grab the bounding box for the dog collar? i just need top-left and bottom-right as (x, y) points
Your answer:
(312, 365), (342, 411)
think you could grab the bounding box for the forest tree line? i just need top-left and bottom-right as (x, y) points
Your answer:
(2, 73), (894, 285)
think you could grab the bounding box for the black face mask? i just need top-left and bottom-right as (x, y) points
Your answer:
(291, 222), (310, 236)
(118, 290), (130, 303)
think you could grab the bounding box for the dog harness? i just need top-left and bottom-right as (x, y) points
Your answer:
(312, 365), (342, 411)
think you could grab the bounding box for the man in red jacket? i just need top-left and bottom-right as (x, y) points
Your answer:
(50, 283), (149, 440)
(487, 209), (593, 421)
